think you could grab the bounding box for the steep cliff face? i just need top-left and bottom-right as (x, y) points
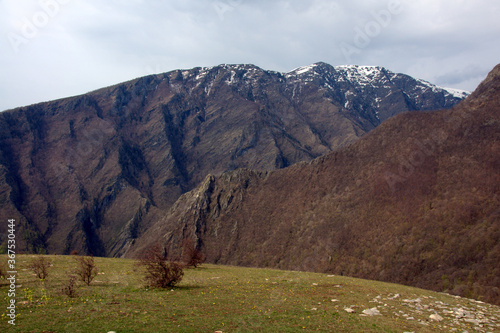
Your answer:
(130, 64), (500, 304)
(130, 168), (267, 261)
(0, 62), (467, 256)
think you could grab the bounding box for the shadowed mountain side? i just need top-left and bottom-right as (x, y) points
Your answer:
(0, 63), (466, 256)
(129, 64), (500, 304)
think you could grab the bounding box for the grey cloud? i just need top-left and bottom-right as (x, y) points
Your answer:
(437, 65), (487, 86)
(1, 0), (499, 110)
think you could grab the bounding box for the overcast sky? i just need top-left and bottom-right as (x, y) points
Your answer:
(1, 0), (499, 111)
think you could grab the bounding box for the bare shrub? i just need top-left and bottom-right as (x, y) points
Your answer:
(29, 256), (51, 280)
(74, 256), (98, 286)
(62, 275), (77, 298)
(181, 238), (206, 268)
(139, 244), (184, 288)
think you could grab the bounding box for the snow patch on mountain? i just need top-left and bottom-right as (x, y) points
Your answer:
(443, 87), (470, 99)
(334, 65), (386, 87)
(415, 78), (471, 99)
(225, 70), (237, 85)
(292, 64), (318, 75)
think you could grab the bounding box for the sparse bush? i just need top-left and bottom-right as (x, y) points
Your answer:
(139, 244), (184, 288)
(62, 275), (77, 298)
(75, 256), (98, 286)
(181, 238), (206, 268)
(30, 256), (51, 280)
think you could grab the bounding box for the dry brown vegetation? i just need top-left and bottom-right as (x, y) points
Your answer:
(61, 274), (78, 298)
(139, 244), (184, 288)
(29, 256), (51, 280)
(74, 255), (98, 286)
(181, 238), (206, 268)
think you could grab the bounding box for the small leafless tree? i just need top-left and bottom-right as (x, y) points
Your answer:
(74, 256), (98, 286)
(139, 244), (184, 288)
(181, 238), (206, 268)
(62, 274), (77, 298)
(29, 256), (51, 280)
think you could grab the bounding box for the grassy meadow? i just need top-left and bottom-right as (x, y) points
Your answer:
(1, 255), (499, 332)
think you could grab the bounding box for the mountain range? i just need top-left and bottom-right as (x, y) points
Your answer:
(3, 61), (497, 304)
(0, 62), (467, 257)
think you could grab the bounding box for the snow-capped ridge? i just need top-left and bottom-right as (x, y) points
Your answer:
(172, 62), (470, 105)
(285, 63), (470, 100)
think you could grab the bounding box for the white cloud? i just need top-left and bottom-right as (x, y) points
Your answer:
(1, 0), (499, 111)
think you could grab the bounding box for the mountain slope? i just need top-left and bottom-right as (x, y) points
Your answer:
(129, 64), (500, 304)
(0, 62), (467, 256)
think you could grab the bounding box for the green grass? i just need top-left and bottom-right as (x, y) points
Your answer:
(1, 255), (499, 332)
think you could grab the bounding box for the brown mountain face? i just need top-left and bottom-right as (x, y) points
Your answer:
(0, 63), (466, 257)
(129, 64), (500, 305)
